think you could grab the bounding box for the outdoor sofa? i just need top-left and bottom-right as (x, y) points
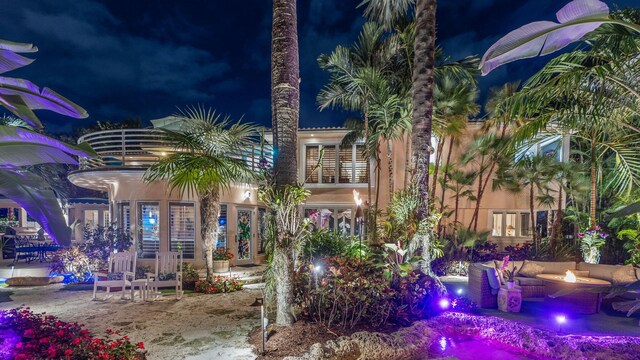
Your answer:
(468, 260), (640, 308)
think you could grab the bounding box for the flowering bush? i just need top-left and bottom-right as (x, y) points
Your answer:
(194, 276), (243, 294)
(499, 255), (520, 282)
(0, 307), (145, 360)
(579, 226), (608, 264)
(212, 248), (234, 261)
(50, 224), (133, 282)
(503, 242), (533, 261)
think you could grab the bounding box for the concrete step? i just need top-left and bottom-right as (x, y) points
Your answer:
(240, 275), (264, 285)
(243, 283), (265, 290)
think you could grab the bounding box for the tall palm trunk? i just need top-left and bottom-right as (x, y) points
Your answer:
(438, 136), (454, 215)
(271, 0), (299, 327)
(404, 132), (411, 189)
(387, 138), (394, 199)
(530, 184), (537, 249)
(430, 139), (444, 203)
(411, 0), (437, 274)
(589, 140), (597, 230)
(364, 111), (372, 206)
(550, 186), (563, 254)
(200, 189), (220, 282)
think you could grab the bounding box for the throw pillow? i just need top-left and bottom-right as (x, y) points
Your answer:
(107, 272), (124, 281)
(158, 272), (177, 281)
(480, 265), (501, 295)
(518, 261), (545, 278)
(612, 265), (637, 285)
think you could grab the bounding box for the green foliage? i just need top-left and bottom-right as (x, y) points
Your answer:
(302, 229), (352, 261)
(194, 276), (243, 294)
(579, 228), (608, 264)
(182, 262), (200, 282)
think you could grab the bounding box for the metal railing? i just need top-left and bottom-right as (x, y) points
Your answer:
(77, 129), (273, 172)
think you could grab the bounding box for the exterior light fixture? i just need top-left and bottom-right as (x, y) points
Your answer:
(555, 315), (567, 324)
(250, 297), (266, 355)
(456, 288), (463, 295)
(243, 190), (251, 200)
(438, 298), (450, 310)
(353, 190), (365, 262)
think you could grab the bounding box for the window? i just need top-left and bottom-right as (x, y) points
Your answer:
(84, 210), (100, 229)
(258, 208), (267, 254)
(137, 202), (160, 259)
(520, 213), (531, 236)
(322, 146), (337, 183)
(304, 144), (369, 185)
(118, 202), (130, 234)
(492, 213), (503, 237)
(541, 140), (561, 161)
(103, 211), (110, 227)
(306, 207), (353, 234)
(305, 146), (319, 183)
(217, 205), (227, 249)
(339, 147), (353, 183)
(505, 213), (517, 237)
(169, 203), (195, 259)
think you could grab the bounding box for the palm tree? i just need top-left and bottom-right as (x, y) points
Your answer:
(548, 161), (589, 253)
(494, 154), (558, 248)
(145, 108), (258, 282)
(318, 22), (393, 207)
(431, 76), (479, 212)
(270, 0), (301, 327)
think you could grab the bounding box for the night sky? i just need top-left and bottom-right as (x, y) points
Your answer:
(0, 0), (636, 134)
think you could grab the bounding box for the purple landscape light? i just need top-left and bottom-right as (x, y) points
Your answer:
(555, 315), (567, 324)
(438, 298), (451, 310)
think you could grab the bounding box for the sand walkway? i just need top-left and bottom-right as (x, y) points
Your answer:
(0, 284), (262, 359)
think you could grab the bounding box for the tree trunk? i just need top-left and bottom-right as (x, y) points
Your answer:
(550, 186), (563, 255)
(530, 184), (537, 248)
(364, 111), (372, 206)
(387, 138), (394, 200)
(438, 136), (455, 215)
(411, 0), (437, 274)
(271, 0), (299, 327)
(404, 132), (411, 189)
(200, 189), (220, 282)
(430, 139), (444, 202)
(590, 141), (597, 230)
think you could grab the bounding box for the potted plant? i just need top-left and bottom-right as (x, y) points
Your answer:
(182, 262), (200, 290)
(500, 255), (519, 289)
(213, 248), (233, 273)
(579, 226), (607, 264)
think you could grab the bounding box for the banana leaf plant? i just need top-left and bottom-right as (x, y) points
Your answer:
(0, 39), (93, 246)
(0, 39), (88, 128)
(480, 0), (640, 75)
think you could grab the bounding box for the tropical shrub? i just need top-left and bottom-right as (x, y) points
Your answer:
(295, 257), (395, 329)
(302, 229), (349, 260)
(194, 276), (243, 294)
(468, 241), (499, 262)
(504, 242), (533, 261)
(212, 248), (234, 261)
(0, 307), (145, 360)
(182, 262), (200, 290)
(50, 224), (133, 282)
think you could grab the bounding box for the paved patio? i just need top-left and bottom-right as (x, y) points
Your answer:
(442, 276), (640, 336)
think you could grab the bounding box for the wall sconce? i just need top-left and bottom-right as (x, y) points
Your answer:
(243, 190), (251, 200)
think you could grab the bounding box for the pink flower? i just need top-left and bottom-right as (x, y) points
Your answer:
(500, 255), (510, 270)
(578, 232), (584, 238)
(15, 342), (23, 349)
(595, 225), (601, 230)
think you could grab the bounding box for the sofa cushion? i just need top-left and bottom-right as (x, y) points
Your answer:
(532, 261), (576, 274)
(519, 261), (545, 278)
(515, 276), (544, 286)
(612, 265), (637, 285)
(577, 262), (625, 283)
(636, 268), (640, 281)
(480, 265), (501, 295)
(573, 270), (590, 278)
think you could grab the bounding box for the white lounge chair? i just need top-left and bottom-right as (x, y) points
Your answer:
(147, 251), (183, 300)
(92, 252), (136, 300)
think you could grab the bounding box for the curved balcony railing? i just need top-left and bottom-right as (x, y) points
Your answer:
(77, 129), (273, 172)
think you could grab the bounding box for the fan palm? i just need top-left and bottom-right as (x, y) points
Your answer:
(144, 108), (259, 282)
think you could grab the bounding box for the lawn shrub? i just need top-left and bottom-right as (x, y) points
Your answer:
(0, 307), (145, 360)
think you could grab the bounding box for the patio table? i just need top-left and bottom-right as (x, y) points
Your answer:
(536, 274), (611, 314)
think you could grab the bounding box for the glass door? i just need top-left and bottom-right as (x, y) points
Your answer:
(137, 202), (160, 258)
(236, 208), (252, 261)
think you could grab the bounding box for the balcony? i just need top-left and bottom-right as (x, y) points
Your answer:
(77, 129), (272, 171)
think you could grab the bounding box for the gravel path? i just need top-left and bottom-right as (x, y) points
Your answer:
(0, 285), (261, 360)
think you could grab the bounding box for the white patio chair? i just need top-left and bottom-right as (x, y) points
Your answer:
(92, 252), (136, 301)
(147, 251), (183, 300)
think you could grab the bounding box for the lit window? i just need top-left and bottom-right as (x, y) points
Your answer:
(118, 202), (130, 234)
(492, 213), (503, 237)
(505, 213), (517, 237)
(305, 146), (319, 183)
(84, 210), (99, 229)
(169, 203), (195, 259)
(304, 144), (368, 185)
(217, 205), (228, 249)
(354, 145), (368, 183)
(322, 146), (337, 183)
(137, 202), (160, 259)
